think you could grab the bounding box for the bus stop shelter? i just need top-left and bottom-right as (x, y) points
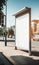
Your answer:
(13, 7), (31, 55)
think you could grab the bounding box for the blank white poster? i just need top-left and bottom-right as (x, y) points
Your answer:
(16, 13), (29, 50)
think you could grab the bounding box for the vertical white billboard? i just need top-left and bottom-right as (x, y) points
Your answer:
(16, 13), (29, 50)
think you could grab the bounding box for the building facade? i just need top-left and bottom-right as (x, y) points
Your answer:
(31, 20), (39, 34)
(31, 20), (39, 40)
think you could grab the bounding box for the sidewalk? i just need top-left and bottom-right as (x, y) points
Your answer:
(0, 41), (39, 65)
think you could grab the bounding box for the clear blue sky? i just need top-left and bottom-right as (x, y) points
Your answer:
(4, 0), (39, 27)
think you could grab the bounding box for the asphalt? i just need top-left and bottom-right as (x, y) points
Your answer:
(0, 52), (14, 65)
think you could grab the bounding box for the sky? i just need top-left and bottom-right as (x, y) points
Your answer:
(3, 0), (39, 27)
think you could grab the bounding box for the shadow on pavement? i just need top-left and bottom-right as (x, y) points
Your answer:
(10, 55), (39, 65)
(0, 52), (5, 65)
(32, 51), (39, 56)
(0, 52), (14, 65)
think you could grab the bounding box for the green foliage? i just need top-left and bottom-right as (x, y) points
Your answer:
(8, 28), (14, 38)
(0, 0), (6, 10)
(9, 28), (14, 34)
(0, 28), (3, 36)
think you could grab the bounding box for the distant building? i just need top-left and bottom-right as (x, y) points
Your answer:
(31, 20), (39, 34)
(31, 20), (39, 41)
(0, 10), (4, 27)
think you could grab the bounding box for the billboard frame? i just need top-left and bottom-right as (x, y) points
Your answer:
(13, 7), (31, 55)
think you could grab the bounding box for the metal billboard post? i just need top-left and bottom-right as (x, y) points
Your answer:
(29, 8), (31, 55)
(5, 0), (7, 46)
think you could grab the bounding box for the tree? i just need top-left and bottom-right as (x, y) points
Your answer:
(0, 28), (3, 36)
(7, 28), (14, 38)
(0, 0), (6, 10)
